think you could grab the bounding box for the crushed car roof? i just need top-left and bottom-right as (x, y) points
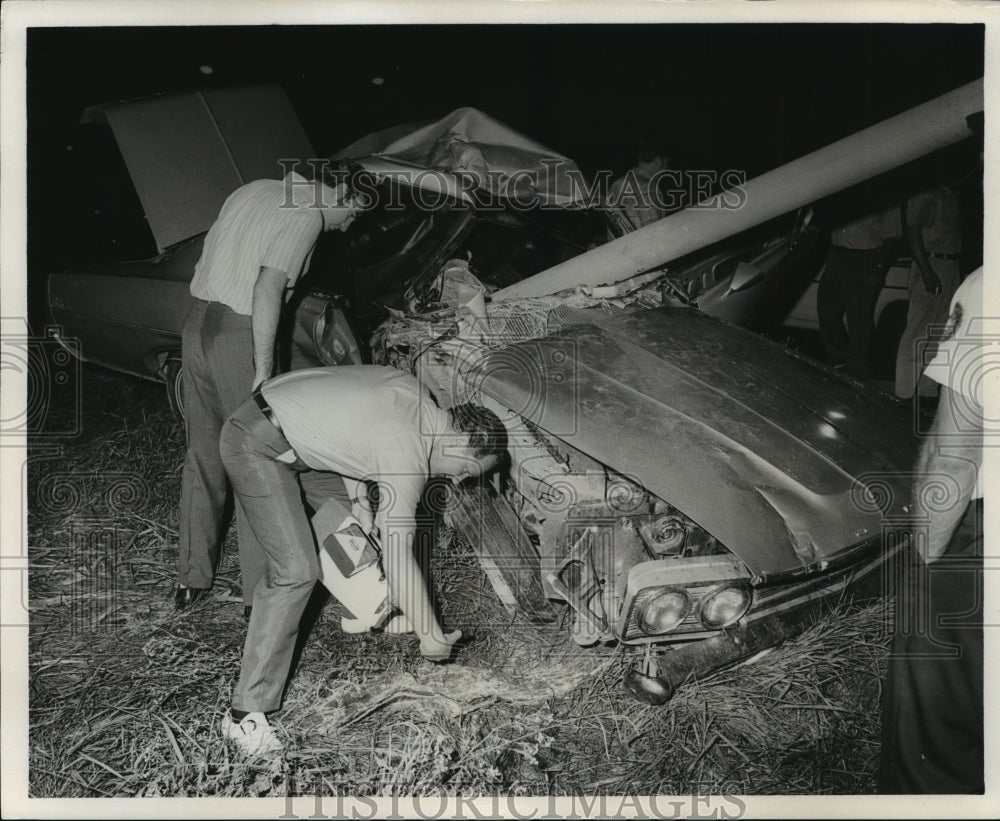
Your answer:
(334, 107), (588, 208)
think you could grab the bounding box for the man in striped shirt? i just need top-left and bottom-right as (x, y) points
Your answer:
(176, 170), (368, 613)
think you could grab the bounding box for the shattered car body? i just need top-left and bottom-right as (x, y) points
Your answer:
(45, 81), (981, 700)
(357, 79), (980, 699)
(370, 262), (917, 696)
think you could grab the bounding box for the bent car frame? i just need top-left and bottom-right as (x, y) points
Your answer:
(46, 80), (983, 701)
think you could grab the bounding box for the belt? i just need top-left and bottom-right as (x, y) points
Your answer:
(252, 390), (308, 470)
(927, 253), (960, 262)
(253, 390), (285, 436)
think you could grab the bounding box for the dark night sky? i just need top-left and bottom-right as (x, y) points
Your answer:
(25, 23), (984, 320)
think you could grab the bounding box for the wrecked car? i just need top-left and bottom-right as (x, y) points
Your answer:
(385, 281), (918, 702)
(45, 80), (982, 701)
(346, 80), (980, 701)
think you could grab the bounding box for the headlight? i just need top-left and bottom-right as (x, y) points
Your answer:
(699, 583), (752, 629)
(636, 588), (691, 635)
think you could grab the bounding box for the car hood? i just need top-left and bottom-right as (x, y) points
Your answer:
(470, 306), (917, 578)
(82, 85), (315, 252)
(334, 107), (586, 207)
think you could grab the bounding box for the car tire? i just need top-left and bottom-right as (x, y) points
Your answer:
(164, 355), (185, 422)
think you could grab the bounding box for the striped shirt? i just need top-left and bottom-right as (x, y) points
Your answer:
(189, 172), (325, 315)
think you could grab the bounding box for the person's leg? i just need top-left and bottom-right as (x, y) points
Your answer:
(205, 303), (268, 606)
(299, 470), (351, 515)
(914, 260), (961, 397)
(177, 300), (227, 589)
(880, 500), (983, 793)
(842, 249), (877, 379)
(843, 247), (879, 379)
(895, 265), (942, 399)
(220, 415), (320, 715)
(817, 246), (851, 364)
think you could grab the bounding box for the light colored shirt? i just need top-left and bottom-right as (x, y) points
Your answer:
(190, 172), (325, 315)
(882, 186), (961, 255)
(831, 212), (886, 250)
(923, 267), (991, 499)
(262, 366), (452, 537)
(924, 267), (988, 403)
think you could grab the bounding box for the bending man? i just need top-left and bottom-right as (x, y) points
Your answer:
(218, 365), (508, 756)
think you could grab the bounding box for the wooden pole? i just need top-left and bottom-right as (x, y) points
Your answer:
(494, 78), (982, 300)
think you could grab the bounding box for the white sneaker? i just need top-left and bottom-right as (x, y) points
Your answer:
(221, 711), (284, 757)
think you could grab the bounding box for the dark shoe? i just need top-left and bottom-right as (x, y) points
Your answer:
(175, 586), (206, 610)
(243, 606), (252, 622)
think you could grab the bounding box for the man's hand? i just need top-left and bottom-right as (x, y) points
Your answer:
(251, 267), (289, 391)
(921, 270), (942, 295)
(351, 496), (376, 536)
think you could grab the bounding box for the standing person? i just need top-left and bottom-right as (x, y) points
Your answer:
(817, 206), (899, 379)
(894, 184), (962, 399)
(175, 170), (368, 612)
(880, 267), (986, 793)
(218, 365), (508, 756)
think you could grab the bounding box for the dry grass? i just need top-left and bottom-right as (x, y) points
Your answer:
(26, 367), (892, 798)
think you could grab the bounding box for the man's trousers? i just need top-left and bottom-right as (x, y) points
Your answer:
(880, 500), (984, 793)
(177, 299), (267, 602)
(220, 396), (324, 713)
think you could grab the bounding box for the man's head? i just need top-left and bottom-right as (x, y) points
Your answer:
(312, 164), (373, 232)
(318, 183), (371, 233)
(430, 403), (509, 483)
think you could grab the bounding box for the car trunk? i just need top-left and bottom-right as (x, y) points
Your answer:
(82, 85), (316, 252)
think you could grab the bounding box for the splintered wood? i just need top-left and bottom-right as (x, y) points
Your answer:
(310, 659), (613, 731)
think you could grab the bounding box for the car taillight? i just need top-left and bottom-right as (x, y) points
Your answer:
(636, 588), (691, 635)
(699, 583), (753, 629)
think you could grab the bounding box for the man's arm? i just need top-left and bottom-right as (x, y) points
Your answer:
(343, 477), (375, 535)
(376, 480), (460, 660)
(913, 385), (982, 562)
(253, 210), (324, 388)
(251, 266), (290, 390)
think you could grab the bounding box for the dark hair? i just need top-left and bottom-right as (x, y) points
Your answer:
(315, 161), (374, 209)
(448, 403), (509, 461)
